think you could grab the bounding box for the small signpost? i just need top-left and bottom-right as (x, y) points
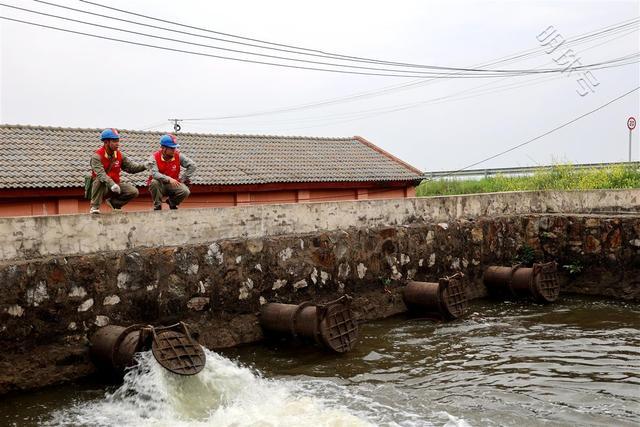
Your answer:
(629, 117), (637, 162)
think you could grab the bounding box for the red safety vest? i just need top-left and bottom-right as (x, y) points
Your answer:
(92, 146), (122, 184)
(147, 150), (180, 185)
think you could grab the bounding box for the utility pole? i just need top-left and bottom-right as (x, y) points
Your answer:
(628, 117), (637, 161)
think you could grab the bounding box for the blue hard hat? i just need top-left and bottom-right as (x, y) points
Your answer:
(100, 128), (121, 140)
(160, 134), (179, 148)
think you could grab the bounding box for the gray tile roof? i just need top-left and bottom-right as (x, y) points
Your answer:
(0, 124), (423, 189)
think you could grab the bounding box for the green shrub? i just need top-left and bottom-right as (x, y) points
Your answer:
(416, 163), (640, 196)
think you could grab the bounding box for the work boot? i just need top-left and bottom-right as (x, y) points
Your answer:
(166, 198), (178, 210)
(153, 205), (162, 211)
(105, 199), (121, 211)
(90, 207), (100, 214)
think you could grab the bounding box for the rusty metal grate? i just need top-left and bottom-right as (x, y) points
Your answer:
(442, 275), (468, 319)
(534, 262), (560, 303)
(322, 303), (358, 353)
(152, 329), (206, 376)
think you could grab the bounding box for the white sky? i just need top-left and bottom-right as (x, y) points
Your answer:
(1, 0), (639, 172)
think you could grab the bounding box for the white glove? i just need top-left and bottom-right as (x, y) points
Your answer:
(110, 184), (121, 194)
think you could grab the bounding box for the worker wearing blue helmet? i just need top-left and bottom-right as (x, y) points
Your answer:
(88, 128), (147, 214)
(146, 134), (196, 210)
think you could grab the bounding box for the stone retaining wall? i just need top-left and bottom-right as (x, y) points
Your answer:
(1, 211), (639, 394)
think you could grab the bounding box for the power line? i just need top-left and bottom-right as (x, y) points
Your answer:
(1, 3), (636, 78)
(41, 0), (428, 69)
(3, 3), (457, 77)
(475, 19), (640, 67)
(139, 121), (169, 131)
(177, 19), (640, 121)
(264, 75), (563, 131)
(255, 28), (640, 131)
(0, 15), (450, 79)
(186, 74), (562, 130)
(37, 0), (637, 74)
(78, 0), (640, 74)
(187, 27), (638, 131)
(78, 0), (405, 60)
(432, 85), (640, 178)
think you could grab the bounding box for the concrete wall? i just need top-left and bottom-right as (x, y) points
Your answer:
(1, 189), (638, 262)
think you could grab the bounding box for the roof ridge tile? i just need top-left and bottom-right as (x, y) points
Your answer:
(0, 123), (355, 141)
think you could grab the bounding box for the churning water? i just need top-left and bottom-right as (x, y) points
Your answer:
(45, 350), (373, 427)
(1, 296), (638, 426)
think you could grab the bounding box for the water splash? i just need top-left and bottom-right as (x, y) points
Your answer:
(46, 350), (372, 427)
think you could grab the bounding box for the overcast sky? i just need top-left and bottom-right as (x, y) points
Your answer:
(1, 0), (639, 172)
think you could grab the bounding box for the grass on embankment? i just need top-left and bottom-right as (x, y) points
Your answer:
(416, 164), (640, 197)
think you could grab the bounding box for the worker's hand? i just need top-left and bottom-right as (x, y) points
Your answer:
(168, 177), (180, 187)
(110, 183), (121, 194)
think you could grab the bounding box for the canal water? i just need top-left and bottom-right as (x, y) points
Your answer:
(1, 296), (638, 426)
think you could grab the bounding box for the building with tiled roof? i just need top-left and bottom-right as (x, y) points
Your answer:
(0, 124), (423, 216)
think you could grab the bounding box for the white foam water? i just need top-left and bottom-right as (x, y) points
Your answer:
(46, 350), (373, 427)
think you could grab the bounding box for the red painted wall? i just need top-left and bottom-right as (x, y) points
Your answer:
(0, 183), (416, 217)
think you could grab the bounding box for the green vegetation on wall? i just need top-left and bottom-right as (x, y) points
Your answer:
(416, 164), (640, 197)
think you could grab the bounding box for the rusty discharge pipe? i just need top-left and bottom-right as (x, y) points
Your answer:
(90, 322), (205, 377)
(90, 324), (150, 375)
(403, 273), (468, 320)
(483, 262), (560, 303)
(260, 296), (359, 353)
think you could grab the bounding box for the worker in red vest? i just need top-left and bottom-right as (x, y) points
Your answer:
(89, 128), (147, 214)
(147, 134), (196, 210)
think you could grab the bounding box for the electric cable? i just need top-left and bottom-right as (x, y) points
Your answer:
(245, 27), (640, 131)
(35, 0), (637, 72)
(429, 85), (640, 178)
(77, 0), (640, 72)
(217, 31), (639, 131)
(1, 4), (636, 78)
(0, 15), (460, 79)
(178, 20), (640, 121)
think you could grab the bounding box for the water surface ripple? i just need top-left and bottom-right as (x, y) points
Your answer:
(225, 297), (640, 426)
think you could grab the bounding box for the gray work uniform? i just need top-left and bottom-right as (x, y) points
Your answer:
(147, 151), (196, 209)
(89, 150), (147, 209)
